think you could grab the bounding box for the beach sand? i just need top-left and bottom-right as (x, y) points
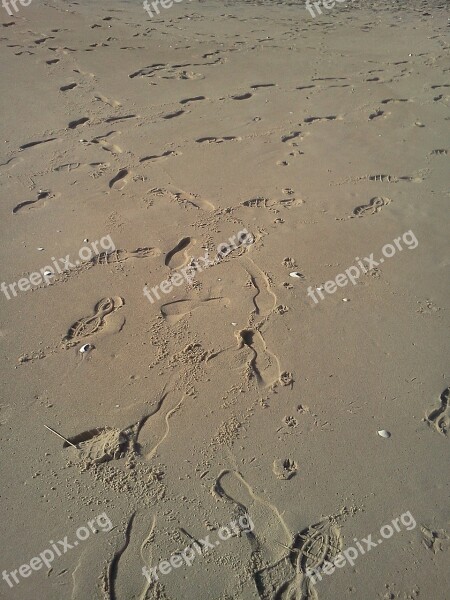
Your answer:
(0, 0), (449, 598)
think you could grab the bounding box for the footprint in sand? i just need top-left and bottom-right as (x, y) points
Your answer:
(105, 115), (137, 124)
(244, 259), (277, 318)
(212, 470), (343, 598)
(139, 150), (181, 163)
(179, 95), (206, 105)
(164, 237), (196, 269)
(352, 196), (391, 217)
(177, 192), (215, 211)
(304, 115), (338, 124)
(148, 187), (215, 211)
(60, 82), (77, 92)
(19, 137), (58, 151)
(12, 190), (52, 214)
(212, 469), (292, 565)
(109, 168), (130, 190)
(255, 519), (344, 600)
(90, 131), (123, 155)
(163, 109), (185, 119)
(68, 117), (89, 129)
(94, 93), (122, 107)
(232, 92), (253, 100)
(281, 131), (302, 144)
(241, 197), (303, 210)
(426, 387), (449, 437)
(91, 247), (161, 266)
(63, 296), (124, 346)
(236, 328), (283, 388)
(36, 247), (160, 290)
(160, 297), (230, 324)
(196, 136), (240, 144)
(367, 173), (424, 183)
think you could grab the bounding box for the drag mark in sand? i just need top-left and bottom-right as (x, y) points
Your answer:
(104, 513), (136, 600)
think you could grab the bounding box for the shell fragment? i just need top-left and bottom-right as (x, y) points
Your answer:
(377, 429), (391, 438)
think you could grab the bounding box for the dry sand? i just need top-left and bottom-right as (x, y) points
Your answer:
(0, 0), (449, 598)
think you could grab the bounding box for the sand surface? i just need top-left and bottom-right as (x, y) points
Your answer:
(0, 0), (449, 598)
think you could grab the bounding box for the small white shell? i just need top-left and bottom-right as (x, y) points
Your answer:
(79, 343), (91, 354)
(343, 298), (350, 302)
(37, 247), (44, 251)
(43, 270), (52, 277)
(377, 430), (391, 438)
(290, 272), (302, 278)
